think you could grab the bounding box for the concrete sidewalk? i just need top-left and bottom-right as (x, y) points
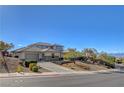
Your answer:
(0, 72), (59, 78)
(58, 69), (115, 75)
(0, 69), (115, 78)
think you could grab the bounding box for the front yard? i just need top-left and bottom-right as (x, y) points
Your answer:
(0, 57), (51, 73)
(60, 61), (108, 71)
(0, 57), (109, 73)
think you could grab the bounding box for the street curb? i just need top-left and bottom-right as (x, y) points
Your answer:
(0, 70), (115, 78)
(0, 73), (60, 78)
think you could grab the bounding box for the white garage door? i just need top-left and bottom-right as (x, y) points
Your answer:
(25, 53), (39, 61)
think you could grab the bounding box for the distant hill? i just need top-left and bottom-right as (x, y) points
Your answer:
(109, 53), (124, 58)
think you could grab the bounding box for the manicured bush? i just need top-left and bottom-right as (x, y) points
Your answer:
(32, 66), (39, 72)
(29, 63), (37, 70)
(16, 65), (24, 73)
(25, 61), (37, 67)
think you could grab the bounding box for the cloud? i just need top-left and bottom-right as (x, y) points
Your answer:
(17, 44), (23, 47)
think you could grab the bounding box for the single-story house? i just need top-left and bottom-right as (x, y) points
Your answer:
(12, 42), (64, 62)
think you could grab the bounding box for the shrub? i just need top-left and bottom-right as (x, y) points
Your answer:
(105, 62), (115, 68)
(19, 62), (24, 66)
(25, 61), (37, 67)
(16, 65), (24, 73)
(32, 66), (39, 72)
(29, 63), (37, 71)
(0, 57), (4, 63)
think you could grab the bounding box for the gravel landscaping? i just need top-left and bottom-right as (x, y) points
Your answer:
(0, 57), (51, 73)
(61, 61), (108, 71)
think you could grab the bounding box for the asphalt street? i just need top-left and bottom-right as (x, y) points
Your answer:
(0, 72), (124, 87)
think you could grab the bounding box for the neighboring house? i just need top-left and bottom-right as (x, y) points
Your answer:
(12, 42), (64, 62)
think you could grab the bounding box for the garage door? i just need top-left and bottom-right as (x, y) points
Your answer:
(25, 53), (39, 61)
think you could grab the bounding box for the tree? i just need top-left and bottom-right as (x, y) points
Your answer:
(116, 58), (123, 64)
(98, 52), (116, 68)
(67, 48), (76, 52)
(98, 52), (115, 63)
(82, 48), (98, 59)
(0, 41), (14, 73)
(121, 58), (124, 63)
(64, 48), (82, 61)
(0, 41), (14, 51)
(98, 52), (108, 61)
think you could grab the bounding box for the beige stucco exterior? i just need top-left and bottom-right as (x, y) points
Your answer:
(15, 52), (25, 60)
(15, 51), (63, 61)
(13, 42), (63, 61)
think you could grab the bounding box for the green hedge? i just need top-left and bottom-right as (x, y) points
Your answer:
(25, 61), (37, 67)
(29, 63), (37, 70)
(32, 66), (39, 72)
(16, 65), (24, 73)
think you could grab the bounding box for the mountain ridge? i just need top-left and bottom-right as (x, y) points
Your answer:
(109, 53), (124, 58)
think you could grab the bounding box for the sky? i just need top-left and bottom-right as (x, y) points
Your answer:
(0, 6), (124, 53)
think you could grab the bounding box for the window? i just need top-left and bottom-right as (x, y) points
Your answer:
(42, 53), (45, 57)
(50, 46), (54, 49)
(45, 46), (48, 48)
(56, 46), (63, 51)
(52, 53), (55, 58)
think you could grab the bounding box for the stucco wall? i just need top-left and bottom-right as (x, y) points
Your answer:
(16, 52), (25, 59)
(44, 52), (52, 56)
(44, 52), (62, 57)
(15, 51), (63, 61)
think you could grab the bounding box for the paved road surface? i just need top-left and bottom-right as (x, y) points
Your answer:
(0, 72), (124, 87)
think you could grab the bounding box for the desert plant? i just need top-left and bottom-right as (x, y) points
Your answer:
(16, 65), (24, 73)
(0, 57), (4, 62)
(64, 48), (83, 60)
(82, 48), (98, 59)
(29, 63), (37, 71)
(31, 66), (39, 72)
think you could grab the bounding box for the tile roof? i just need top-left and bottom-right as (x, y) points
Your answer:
(13, 42), (63, 53)
(28, 42), (52, 47)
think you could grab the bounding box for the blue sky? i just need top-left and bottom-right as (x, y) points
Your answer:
(0, 6), (124, 53)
